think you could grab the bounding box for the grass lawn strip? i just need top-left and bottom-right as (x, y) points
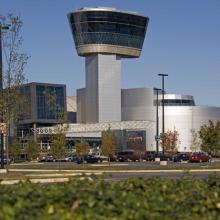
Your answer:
(26, 172), (103, 177)
(8, 161), (220, 170)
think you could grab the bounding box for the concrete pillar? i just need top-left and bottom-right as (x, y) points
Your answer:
(33, 123), (37, 142)
(85, 54), (121, 123)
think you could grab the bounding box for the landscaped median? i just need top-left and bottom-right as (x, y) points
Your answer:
(7, 160), (220, 170)
(0, 170), (104, 184)
(0, 161), (219, 184)
(0, 175), (220, 219)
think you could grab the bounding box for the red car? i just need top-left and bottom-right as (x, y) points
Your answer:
(189, 152), (211, 163)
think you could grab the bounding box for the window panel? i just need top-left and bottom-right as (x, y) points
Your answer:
(36, 85), (65, 120)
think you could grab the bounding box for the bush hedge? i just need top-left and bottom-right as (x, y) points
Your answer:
(0, 175), (220, 219)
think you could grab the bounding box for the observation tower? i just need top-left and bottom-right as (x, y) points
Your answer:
(68, 7), (149, 123)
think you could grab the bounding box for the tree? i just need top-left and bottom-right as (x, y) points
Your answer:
(190, 129), (201, 152)
(0, 14), (29, 157)
(43, 86), (66, 122)
(50, 131), (67, 169)
(75, 139), (90, 163)
(199, 120), (220, 155)
(101, 128), (116, 165)
(26, 135), (40, 161)
(42, 85), (69, 168)
(8, 136), (21, 161)
(160, 129), (179, 155)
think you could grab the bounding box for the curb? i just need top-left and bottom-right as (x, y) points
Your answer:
(26, 172), (103, 177)
(0, 176), (95, 185)
(0, 169), (7, 174)
(1, 177), (69, 185)
(8, 168), (220, 173)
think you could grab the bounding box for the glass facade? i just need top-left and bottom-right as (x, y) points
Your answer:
(18, 85), (31, 120)
(69, 10), (148, 49)
(163, 99), (195, 106)
(36, 85), (65, 120)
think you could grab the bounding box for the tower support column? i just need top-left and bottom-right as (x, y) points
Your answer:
(85, 54), (121, 123)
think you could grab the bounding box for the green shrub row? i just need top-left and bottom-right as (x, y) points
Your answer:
(0, 175), (220, 220)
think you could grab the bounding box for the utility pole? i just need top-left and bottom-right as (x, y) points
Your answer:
(0, 21), (10, 169)
(154, 88), (161, 154)
(158, 73), (168, 154)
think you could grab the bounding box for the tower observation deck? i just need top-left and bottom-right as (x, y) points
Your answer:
(68, 7), (149, 58)
(68, 7), (149, 123)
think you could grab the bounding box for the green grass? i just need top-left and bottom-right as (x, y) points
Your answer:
(8, 161), (220, 171)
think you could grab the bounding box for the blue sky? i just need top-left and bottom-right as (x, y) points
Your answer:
(1, 0), (220, 106)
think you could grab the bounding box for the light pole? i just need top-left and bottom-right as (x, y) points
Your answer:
(158, 73), (168, 154)
(154, 88), (161, 154)
(0, 21), (10, 169)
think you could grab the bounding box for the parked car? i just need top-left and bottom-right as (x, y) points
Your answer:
(39, 155), (55, 162)
(76, 155), (103, 164)
(143, 151), (172, 161)
(189, 152), (211, 163)
(55, 154), (78, 162)
(117, 151), (139, 162)
(109, 154), (117, 162)
(64, 154), (78, 162)
(99, 155), (117, 162)
(173, 153), (191, 162)
(0, 156), (13, 164)
(143, 151), (157, 161)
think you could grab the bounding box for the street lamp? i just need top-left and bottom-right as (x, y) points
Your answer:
(154, 88), (161, 154)
(0, 22), (10, 169)
(158, 73), (168, 154)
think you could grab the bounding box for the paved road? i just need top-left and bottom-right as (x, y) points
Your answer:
(104, 171), (220, 181)
(10, 160), (218, 169)
(7, 160), (220, 183)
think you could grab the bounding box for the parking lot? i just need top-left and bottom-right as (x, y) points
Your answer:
(9, 159), (220, 171)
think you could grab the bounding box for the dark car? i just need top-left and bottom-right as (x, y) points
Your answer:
(109, 154), (117, 162)
(143, 151), (172, 161)
(0, 156), (13, 164)
(189, 152), (211, 163)
(77, 155), (102, 164)
(173, 153), (191, 162)
(144, 151), (157, 161)
(157, 153), (173, 161)
(39, 155), (55, 162)
(117, 151), (139, 162)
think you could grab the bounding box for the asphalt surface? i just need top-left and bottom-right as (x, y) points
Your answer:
(3, 169), (220, 184)
(104, 171), (220, 181)
(10, 160), (218, 169)
(2, 160), (219, 184)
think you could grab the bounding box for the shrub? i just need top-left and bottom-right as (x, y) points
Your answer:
(0, 175), (220, 219)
